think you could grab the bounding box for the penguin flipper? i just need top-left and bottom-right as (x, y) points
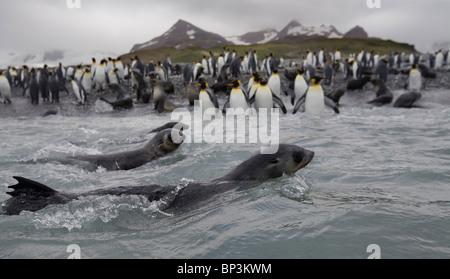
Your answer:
(206, 88), (219, 108)
(281, 83), (289, 96)
(290, 88), (296, 106)
(272, 94), (287, 114)
(222, 99), (230, 114)
(325, 97), (340, 114)
(292, 95), (306, 114)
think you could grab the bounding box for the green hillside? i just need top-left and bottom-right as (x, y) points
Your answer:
(119, 38), (417, 65)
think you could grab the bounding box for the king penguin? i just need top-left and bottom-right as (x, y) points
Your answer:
(71, 78), (87, 105)
(293, 76), (339, 115)
(267, 68), (285, 98)
(248, 74), (262, 100)
(74, 65), (84, 81)
(0, 70), (12, 104)
(292, 67), (308, 106)
(435, 50), (444, 70)
(250, 79), (287, 114)
(198, 81), (219, 115)
(81, 69), (92, 95)
(48, 71), (60, 103)
(108, 68), (120, 85)
(114, 58), (125, 82)
(406, 64), (422, 92)
(222, 80), (250, 113)
(93, 59), (107, 92)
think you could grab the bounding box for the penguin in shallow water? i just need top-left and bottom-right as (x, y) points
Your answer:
(48, 71), (60, 103)
(197, 81), (219, 115)
(71, 78), (87, 105)
(28, 69), (40, 105)
(0, 70), (12, 104)
(292, 67), (308, 106)
(222, 80), (250, 113)
(151, 79), (167, 113)
(248, 74), (262, 100)
(293, 76), (339, 115)
(250, 78), (287, 114)
(186, 83), (199, 106)
(267, 68), (284, 98)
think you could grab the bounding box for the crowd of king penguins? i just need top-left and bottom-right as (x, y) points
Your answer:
(1, 48), (448, 114)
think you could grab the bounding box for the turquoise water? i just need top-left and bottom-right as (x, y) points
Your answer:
(0, 88), (450, 259)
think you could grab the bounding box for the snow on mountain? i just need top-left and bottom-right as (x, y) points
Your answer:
(227, 28), (279, 45)
(275, 20), (343, 41)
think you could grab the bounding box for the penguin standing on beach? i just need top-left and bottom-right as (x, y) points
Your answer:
(114, 58), (125, 82)
(93, 59), (107, 92)
(81, 69), (92, 95)
(28, 69), (39, 105)
(0, 70), (12, 104)
(435, 50), (444, 69)
(48, 71), (60, 103)
(71, 78), (87, 105)
(39, 69), (49, 102)
(405, 64), (422, 92)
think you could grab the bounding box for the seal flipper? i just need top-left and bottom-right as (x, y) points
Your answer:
(4, 177), (67, 215)
(7, 176), (58, 197)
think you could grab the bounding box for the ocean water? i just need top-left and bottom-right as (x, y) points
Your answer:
(0, 88), (450, 259)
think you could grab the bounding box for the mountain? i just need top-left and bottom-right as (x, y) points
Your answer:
(273, 20), (344, 42)
(130, 19), (233, 52)
(344, 25), (369, 39)
(226, 28), (279, 45)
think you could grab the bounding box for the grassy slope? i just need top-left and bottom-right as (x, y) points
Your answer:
(119, 38), (417, 65)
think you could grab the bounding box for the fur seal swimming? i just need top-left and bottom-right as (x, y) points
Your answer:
(2, 144), (314, 215)
(98, 83), (133, 110)
(367, 79), (393, 106)
(52, 123), (185, 172)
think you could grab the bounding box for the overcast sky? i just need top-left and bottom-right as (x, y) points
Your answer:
(0, 0), (449, 57)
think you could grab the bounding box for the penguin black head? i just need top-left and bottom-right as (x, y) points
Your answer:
(197, 82), (208, 90)
(228, 80), (241, 88)
(260, 79), (268, 86)
(310, 76), (323, 85)
(296, 67), (305, 75)
(254, 75), (263, 83)
(273, 68), (278, 74)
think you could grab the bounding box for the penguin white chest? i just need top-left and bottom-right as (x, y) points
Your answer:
(254, 86), (273, 111)
(199, 91), (215, 113)
(230, 89), (249, 110)
(408, 70), (422, 91)
(294, 75), (308, 101)
(0, 76), (11, 98)
(305, 86), (325, 115)
(268, 75), (281, 98)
